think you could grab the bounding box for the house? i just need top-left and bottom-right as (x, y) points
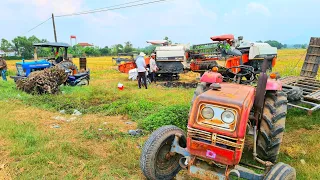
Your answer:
(0, 50), (17, 57)
(78, 43), (93, 47)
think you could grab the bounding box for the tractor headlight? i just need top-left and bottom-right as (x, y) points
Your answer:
(201, 106), (214, 120)
(221, 110), (235, 124)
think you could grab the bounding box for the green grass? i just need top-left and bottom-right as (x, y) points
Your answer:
(1, 50), (320, 179)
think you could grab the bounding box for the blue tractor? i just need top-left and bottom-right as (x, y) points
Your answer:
(10, 42), (90, 86)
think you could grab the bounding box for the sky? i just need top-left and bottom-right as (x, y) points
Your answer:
(0, 0), (319, 48)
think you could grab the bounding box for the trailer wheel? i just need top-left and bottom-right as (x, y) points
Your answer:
(257, 91), (287, 163)
(140, 125), (186, 180)
(76, 79), (89, 86)
(264, 162), (296, 180)
(282, 85), (303, 102)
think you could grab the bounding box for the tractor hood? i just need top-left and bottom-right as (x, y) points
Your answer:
(196, 83), (255, 108)
(189, 83), (255, 138)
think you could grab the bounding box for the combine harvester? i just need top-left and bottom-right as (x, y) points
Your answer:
(187, 34), (277, 78)
(146, 40), (190, 81)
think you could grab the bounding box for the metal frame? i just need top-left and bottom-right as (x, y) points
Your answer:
(281, 76), (320, 114)
(170, 134), (265, 180)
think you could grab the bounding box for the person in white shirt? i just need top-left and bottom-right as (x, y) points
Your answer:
(136, 52), (147, 89)
(149, 53), (158, 83)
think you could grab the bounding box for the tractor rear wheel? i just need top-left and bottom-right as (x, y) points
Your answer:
(257, 91), (288, 163)
(264, 162), (296, 180)
(140, 125), (186, 180)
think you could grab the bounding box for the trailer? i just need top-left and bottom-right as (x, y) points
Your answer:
(280, 37), (320, 115)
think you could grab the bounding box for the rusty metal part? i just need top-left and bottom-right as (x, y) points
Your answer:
(239, 162), (265, 170)
(253, 57), (270, 124)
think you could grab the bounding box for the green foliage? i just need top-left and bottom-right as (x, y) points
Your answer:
(123, 41), (133, 53)
(1, 38), (13, 51)
(139, 104), (190, 131)
(264, 40), (284, 49)
(164, 36), (172, 44)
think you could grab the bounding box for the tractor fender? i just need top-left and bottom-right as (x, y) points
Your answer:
(200, 71), (223, 84)
(266, 79), (282, 91)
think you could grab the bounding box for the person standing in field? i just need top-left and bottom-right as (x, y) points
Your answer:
(149, 53), (158, 83)
(0, 56), (7, 81)
(136, 52), (147, 89)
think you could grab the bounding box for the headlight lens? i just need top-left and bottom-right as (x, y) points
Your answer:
(201, 106), (214, 119)
(221, 110), (235, 124)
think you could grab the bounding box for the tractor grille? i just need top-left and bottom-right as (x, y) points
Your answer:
(187, 127), (243, 150)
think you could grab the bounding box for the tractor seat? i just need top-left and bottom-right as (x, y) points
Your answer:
(73, 72), (88, 78)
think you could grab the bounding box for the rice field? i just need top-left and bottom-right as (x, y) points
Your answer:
(0, 49), (319, 180)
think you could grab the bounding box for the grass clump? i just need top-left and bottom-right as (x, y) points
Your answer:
(139, 104), (190, 131)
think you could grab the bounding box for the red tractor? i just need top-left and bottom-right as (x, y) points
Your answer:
(140, 57), (296, 179)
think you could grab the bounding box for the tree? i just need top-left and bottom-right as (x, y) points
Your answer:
(1, 38), (13, 51)
(164, 36), (172, 44)
(283, 44), (288, 49)
(123, 41), (133, 53)
(256, 40), (263, 43)
(111, 44), (123, 55)
(301, 44), (307, 49)
(264, 40), (283, 49)
(100, 46), (110, 56)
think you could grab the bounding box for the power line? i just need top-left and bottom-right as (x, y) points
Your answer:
(22, 17), (52, 35)
(56, 0), (170, 17)
(65, 0), (148, 15)
(20, 0), (172, 36)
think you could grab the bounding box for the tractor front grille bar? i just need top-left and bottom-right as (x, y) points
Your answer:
(187, 127), (244, 149)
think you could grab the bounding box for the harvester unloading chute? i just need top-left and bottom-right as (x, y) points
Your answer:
(146, 40), (168, 46)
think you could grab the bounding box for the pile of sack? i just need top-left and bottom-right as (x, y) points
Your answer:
(16, 66), (67, 94)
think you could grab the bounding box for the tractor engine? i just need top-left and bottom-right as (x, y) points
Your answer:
(187, 83), (255, 165)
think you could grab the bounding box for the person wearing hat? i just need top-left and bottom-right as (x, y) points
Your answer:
(218, 40), (243, 65)
(0, 56), (7, 81)
(136, 52), (147, 89)
(149, 52), (158, 83)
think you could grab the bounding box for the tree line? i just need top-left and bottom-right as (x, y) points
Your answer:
(0, 35), (160, 59)
(1, 35), (307, 60)
(256, 40), (308, 49)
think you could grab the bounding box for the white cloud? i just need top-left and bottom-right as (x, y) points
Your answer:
(246, 2), (271, 17)
(87, 11), (128, 27)
(155, 0), (217, 27)
(3, 0), (84, 20)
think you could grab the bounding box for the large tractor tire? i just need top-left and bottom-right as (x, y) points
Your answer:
(140, 125), (186, 180)
(257, 91), (288, 163)
(282, 85), (303, 102)
(264, 162), (296, 180)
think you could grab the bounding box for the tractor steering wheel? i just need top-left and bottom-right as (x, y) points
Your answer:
(225, 65), (255, 84)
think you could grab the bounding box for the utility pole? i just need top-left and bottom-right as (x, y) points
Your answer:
(52, 13), (57, 42)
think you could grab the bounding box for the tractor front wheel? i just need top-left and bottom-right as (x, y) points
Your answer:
(257, 91), (288, 163)
(264, 162), (296, 180)
(140, 125), (186, 180)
